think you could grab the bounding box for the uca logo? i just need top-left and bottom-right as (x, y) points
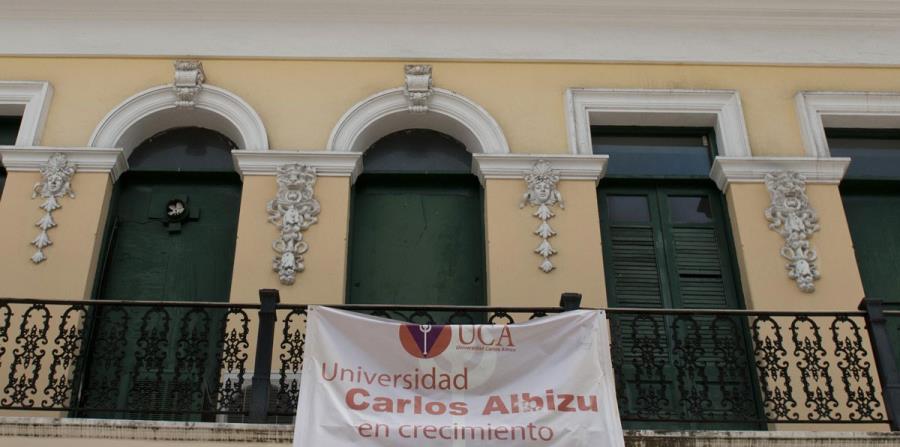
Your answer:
(399, 324), (451, 359)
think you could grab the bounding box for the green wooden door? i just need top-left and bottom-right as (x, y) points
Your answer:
(80, 128), (242, 420)
(98, 174), (241, 301)
(600, 185), (759, 429)
(828, 129), (900, 372)
(81, 173), (242, 419)
(347, 174), (486, 306)
(841, 183), (900, 371)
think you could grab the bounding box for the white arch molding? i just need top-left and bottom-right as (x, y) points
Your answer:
(89, 84), (269, 156)
(327, 87), (509, 154)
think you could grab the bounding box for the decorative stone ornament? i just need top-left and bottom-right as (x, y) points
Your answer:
(520, 160), (564, 273)
(267, 163), (321, 285)
(30, 153), (76, 264)
(173, 60), (205, 108)
(403, 64), (433, 113)
(764, 170), (821, 293)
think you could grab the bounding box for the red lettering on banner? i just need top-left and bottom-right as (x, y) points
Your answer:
(457, 326), (516, 348)
(482, 396), (509, 415)
(497, 326), (515, 347)
(476, 327), (495, 345)
(346, 388), (369, 410)
(458, 326), (476, 345)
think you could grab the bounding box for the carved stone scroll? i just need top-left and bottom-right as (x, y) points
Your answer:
(267, 163), (321, 285)
(173, 60), (205, 108)
(30, 153), (76, 264)
(520, 160), (564, 273)
(765, 171), (820, 293)
(403, 64), (433, 113)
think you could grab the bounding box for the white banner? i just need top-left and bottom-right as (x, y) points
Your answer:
(293, 307), (624, 447)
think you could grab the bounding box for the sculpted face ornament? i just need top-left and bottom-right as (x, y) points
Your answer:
(267, 163), (321, 285)
(765, 171), (820, 293)
(520, 160), (564, 273)
(30, 153), (76, 264)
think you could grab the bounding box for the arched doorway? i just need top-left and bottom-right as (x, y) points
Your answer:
(81, 127), (242, 420)
(346, 129), (486, 306)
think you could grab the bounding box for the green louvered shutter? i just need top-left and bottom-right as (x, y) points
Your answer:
(601, 190), (667, 309)
(600, 186), (757, 429)
(600, 189), (676, 427)
(660, 190), (740, 310)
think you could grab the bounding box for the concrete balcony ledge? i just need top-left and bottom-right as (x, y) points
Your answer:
(1, 417), (899, 446)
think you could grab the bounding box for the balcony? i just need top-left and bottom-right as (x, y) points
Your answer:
(1, 291), (899, 445)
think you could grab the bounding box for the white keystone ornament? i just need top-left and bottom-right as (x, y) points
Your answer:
(520, 160), (564, 273)
(267, 163), (321, 285)
(30, 153), (76, 264)
(765, 170), (821, 293)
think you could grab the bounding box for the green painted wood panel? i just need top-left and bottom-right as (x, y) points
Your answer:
(347, 174), (486, 306)
(841, 184), (900, 374)
(97, 174), (242, 301)
(82, 172), (242, 420)
(841, 185), (900, 305)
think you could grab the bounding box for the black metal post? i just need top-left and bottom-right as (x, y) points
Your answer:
(559, 292), (582, 311)
(249, 289), (280, 423)
(860, 298), (900, 430)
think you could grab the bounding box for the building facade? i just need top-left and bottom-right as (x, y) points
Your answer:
(2, 1), (900, 445)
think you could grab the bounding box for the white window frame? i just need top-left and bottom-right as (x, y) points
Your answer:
(796, 91), (900, 157)
(0, 81), (53, 146)
(565, 88), (751, 157)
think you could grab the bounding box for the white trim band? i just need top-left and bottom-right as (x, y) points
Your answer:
(796, 91), (900, 157)
(566, 89), (751, 158)
(0, 81), (53, 146)
(232, 151), (363, 182)
(472, 154), (608, 186)
(0, 147), (127, 181)
(89, 84), (269, 155)
(328, 87), (509, 155)
(709, 156), (851, 191)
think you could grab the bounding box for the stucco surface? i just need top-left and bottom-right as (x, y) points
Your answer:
(2, 58), (900, 154)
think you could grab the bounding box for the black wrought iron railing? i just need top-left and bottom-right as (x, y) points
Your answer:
(0, 291), (898, 430)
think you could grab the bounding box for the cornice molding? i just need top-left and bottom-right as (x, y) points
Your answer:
(0, 81), (53, 146)
(709, 156), (851, 191)
(0, 147), (127, 181)
(232, 151), (363, 182)
(4, 2), (900, 64)
(472, 154), (608, 185)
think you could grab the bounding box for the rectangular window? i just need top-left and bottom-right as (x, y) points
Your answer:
(594, 127), (757, 429)
(0, 115), (23, 196)
(592, 126), (713, 178)
(827, 128), (900, 180)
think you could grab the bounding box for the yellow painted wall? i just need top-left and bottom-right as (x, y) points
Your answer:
(230, 175), (350, 305)
(0, 171), (111, 299)
(0, 56), (891, 308)
(2, 58), (900, 154)
(725, 183), (865, 311)
(485, 179), (606, 308)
